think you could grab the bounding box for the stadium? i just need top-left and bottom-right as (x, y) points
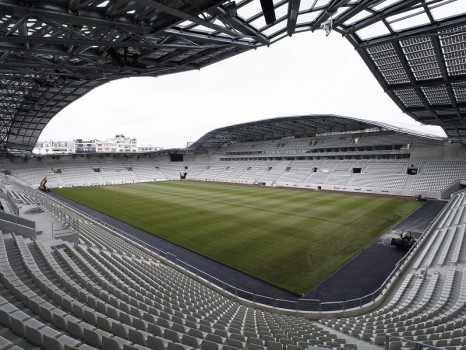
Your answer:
(0, 1), (466, 350)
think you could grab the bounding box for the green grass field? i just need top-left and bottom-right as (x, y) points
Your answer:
(54, 181), (422, 295)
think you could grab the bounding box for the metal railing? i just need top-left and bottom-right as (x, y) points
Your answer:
(4, 191), (20, 216)
(19, 183), (454, 313)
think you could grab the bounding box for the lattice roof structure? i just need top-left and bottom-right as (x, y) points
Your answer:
(188, 114), (444, 151)
(1, 0), (465, 155)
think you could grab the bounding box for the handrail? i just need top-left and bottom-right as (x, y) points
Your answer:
(16, 182), (457, 313)
(4, 191), (20, 216)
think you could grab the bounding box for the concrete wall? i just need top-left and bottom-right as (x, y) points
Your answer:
(410, 142), (466, 160)
(184, 152), (222, 163)
(0, 211), (36, 238)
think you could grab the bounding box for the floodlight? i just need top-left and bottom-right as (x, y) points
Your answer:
(321, 18), (333, 36)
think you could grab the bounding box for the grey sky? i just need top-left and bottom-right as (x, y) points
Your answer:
(38, 31), (446, 149)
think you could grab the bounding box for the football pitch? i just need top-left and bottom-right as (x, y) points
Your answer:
(54, 181), (422, 295)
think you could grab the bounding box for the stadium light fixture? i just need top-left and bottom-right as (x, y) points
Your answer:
(321, 18), (333, 36)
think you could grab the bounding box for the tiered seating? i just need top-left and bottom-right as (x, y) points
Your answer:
(238, 162), (275, 182)
(9, 166), (60, 188)
(192, 161), (281, 185)
(277, 162), (313, 184)
(195, 165), (228, 182)
(411, 161), (466, 191)
(321, 191), (466, 349)
(95, 160), (137, 184)
(156, 164), (188, 180)
(363, 163), (406, 174)
(324, 173), (350, 186)
(224, 141), (278, 154)
(99, 170), (138, 185)
(9, 157), (419, 192)
(0, 232), (83, 349)
(258, 162), (292, 183)
(305, 170), (332, 185)
(61, 163), (102, 187)
(63, 242), (355, 349)
(346, 174), (408, 189)
(220, 132), (432, 159)
(78, 221), (155, 261)
(130, 163), (167, 182)
(216, 165), (248, 181)
(0, 227), (359, 350)
(269, 160), (412, 189)
(3, 132), (464, 197)
(37, 197), (156, 261)
(183, 164), (213, 179)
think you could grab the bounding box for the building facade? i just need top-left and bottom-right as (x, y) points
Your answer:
(33, 135), (161, 154)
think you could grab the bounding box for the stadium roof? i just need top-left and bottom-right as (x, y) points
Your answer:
(1, 1), (465, 155)
(188, 114), (445, 151)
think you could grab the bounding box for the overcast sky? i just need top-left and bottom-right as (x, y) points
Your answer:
(38, 30), (446, 149)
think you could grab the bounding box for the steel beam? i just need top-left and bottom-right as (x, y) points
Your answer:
(386, 74), (466, 91)
(212, 6), (270, 45)
(311, 0), (351, 32)
(0, 1), (151, 34)
(135, 0), (240, 38)
(344, 0), (423, 35)
(332, 0), (373, 28)
(406, 103), (466, 112)
(0, 35), (246, 50)
(391, 41), (439, 122)
(287, 0), (301, 36)
(430, 35), (461, 119)
(164, 28), (258, 48)
(356, 15), (466, 49)
(260, 0), (277, 25)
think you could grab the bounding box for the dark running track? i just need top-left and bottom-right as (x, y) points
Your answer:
(50, 192), (445, 302)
